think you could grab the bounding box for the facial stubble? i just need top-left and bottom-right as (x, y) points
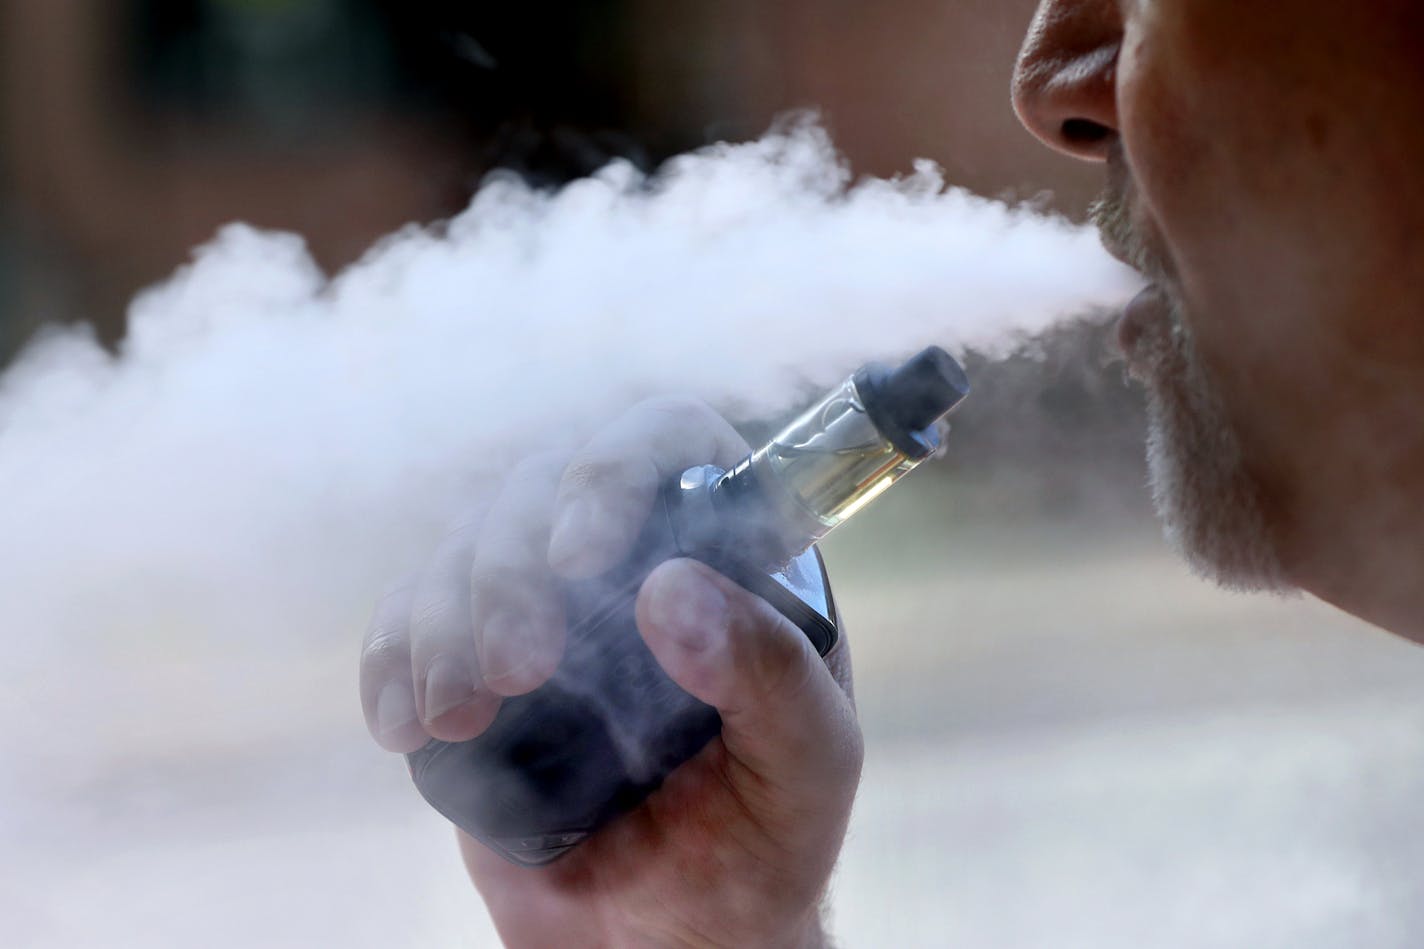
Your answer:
(1092, 195), (1292, 594)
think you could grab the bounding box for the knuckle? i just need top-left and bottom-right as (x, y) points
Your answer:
(379, 576), (416, 601)
(561, 455), (646, 497)
(478, 500), (555, 560)
(408, 597), (458, 639)
(361, 629), (409, 670)
(475, 528), (544, 570)
(472, 571), (549, 615)
(469, 564), (519, 598)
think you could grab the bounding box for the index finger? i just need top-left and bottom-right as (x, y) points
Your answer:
(546, 395), (749, 579)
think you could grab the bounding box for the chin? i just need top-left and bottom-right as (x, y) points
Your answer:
(1129, 295), (1294, 595)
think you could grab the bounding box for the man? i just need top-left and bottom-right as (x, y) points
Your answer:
(360, 1), (1424, 944)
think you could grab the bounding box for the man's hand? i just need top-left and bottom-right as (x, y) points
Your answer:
(359, 396), (863, 948)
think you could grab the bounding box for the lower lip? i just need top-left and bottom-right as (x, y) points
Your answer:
(1118, 285), (1170, 366)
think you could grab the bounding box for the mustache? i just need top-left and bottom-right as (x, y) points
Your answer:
(1088, 188), (1166, 283)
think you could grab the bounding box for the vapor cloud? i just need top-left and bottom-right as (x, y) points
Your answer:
(0, 121), (1138, 659)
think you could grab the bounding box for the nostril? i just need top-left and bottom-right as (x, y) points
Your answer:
(1061, 118), (1112, 148)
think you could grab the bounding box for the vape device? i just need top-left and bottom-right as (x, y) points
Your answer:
(407, 346), (969, 866)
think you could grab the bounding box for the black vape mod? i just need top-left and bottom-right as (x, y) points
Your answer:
(407, 347), (969, 866)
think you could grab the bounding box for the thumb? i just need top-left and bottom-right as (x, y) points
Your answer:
(634, 558), (863, 806)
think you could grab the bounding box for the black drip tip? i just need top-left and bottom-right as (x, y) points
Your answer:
(882, 346), (971, 431)
(855, 346), (970, 458)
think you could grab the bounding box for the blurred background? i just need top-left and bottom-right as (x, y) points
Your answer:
(3, 2), (1422, 947)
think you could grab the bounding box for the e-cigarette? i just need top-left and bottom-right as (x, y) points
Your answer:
(406, 346), (969, 866)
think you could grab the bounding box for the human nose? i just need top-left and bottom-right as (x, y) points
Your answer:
(1012, 0), (1123, 161)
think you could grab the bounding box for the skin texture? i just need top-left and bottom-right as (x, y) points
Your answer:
(1014, 0), (1424, 642)
(360, 397), (859, 948)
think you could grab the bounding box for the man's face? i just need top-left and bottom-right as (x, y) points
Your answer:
(1013, 1), (1424, 611)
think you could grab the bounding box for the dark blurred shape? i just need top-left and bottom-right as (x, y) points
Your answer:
(123, 0), (649, 181)
(0, 0), (1096, 367)
(126, 1), (400, 130)
(0, 0), (649, 361)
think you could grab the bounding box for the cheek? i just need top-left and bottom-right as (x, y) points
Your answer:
(1112, 3), (1345, 502)
(1116, 7), (1273, 336)
(1118, 2), (1424, 370)
(1115, 13), (1267, 385)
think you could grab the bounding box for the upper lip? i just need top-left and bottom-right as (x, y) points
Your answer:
(1096, 146), (1152, 276)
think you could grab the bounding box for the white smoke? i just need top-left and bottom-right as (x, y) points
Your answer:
(0, 121), (1137, 661)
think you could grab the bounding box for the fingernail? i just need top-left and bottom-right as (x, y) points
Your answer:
(375, 680), (419, 737)
(423, 656), (477, 722)
(547, 499), (595, 573)
(480, 610), (536, 686)
(648, 566), (727, 654)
